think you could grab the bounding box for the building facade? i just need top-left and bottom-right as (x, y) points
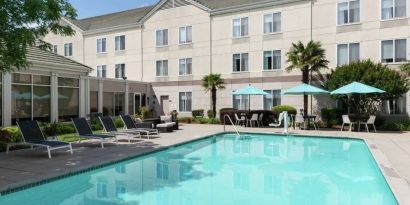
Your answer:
(43, 0), (410, 118)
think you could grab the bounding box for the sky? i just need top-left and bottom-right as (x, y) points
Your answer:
(69, 0), (159, 19)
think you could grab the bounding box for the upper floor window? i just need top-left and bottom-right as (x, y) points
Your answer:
(264, 12), (281, 33)
(115, 64), (125, 79)
(97, 65), (107, 78)
(337, 43), (360, 66)
(64, 43), (72, 57)
(233, 95), (249, 110)
(156, 29), (168, 47)
(263, 50), (281, 70)
(52, 45), (58, 54)
(156, 60), (168, 76)
(381, 39), (407, 63)
(337, 0), (360, 25)
(97, 38), (106, 53)
(115, 35), (125, 51)
(179, 58), (192, 75)
(382, 0), (406, 20)
(233, 53), (249, 72)
(233, 17), (248, 37)
(263, 90), (281, 110)
(179, 26), (192, 44)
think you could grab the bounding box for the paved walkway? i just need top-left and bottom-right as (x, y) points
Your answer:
(0, 124), (409, 203)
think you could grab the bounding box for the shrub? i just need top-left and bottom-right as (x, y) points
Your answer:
(113, 117), (124, 128)
(90, 117), (103, 131)
(198, 117), (209, 124)
(321, 108), (345, 128)
(39, 121), (59, 137)
(0, 127), (22, 152)
(207, 110), (216, 118)
(192, 109), (204, 118)
(139, 106), (152, 119)
(382, 119), (410, 131)
(208, 118), (220, 124)
(56, 122), (76, 135)
(272, 105), (297, 116)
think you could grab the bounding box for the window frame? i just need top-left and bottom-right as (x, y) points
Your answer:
(114, 35), (126, 51)
(232, 94), (249, 110)
(381, 39), (407, 64)
(156, 29), (169, 47)
(232, 53), (249, 73)
(179, 26), (193, 45)
(263, 50), (282, 70)
(52, 45), (58, 54)
(381, 0), (407, 20)
(263, 12), (282, 34)
(263, 90), (282, 110)
(97, 38), (107, 54)
(336, 42), (360, 66)
(179, 92), (192, 112)
(337, 0), (361, 26)
(232, 17), (249, 38)
(179, 58), (192, 76)
(156, 60), (169, 77)
(97, 65), (107, 78)
(115, 64), (126, 79)
(64, 43), (73, 57)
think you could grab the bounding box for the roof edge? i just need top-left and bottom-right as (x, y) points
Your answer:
(210, 0), (308, 15)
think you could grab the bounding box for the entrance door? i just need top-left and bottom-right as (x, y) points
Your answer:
(160, 95), (170, 115)
(134, 93), (141, 115)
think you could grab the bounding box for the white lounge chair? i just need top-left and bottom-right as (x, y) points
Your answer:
(360, 115), (377, 132)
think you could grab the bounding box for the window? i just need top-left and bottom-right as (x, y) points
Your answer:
(383, 97), (407, 114)
(103, 92), (125, 116)
(156, 29), (168, 47)
(233, 172), (249, 191)
(97, 65), (107, 78)
(337, 0), (360, 25)
(382, 0), (406, 20)
(115, 35), (125, 51)
(52, 45), (58, 54)
(263, 90), (281, 110)
(64, 43), (72, 56)
(264, 12), (281, 33)
(97, 182), (108, 198)
(233, 17), (248, 37)
(263, 50), (281, 70)
(179, 92), (192, 112)
(156, 60), (168, 76)
(337, 43), (360, 65)
(58, 77), (79, 121)
(156, 162), (169, 180)
(233, 95), (249, 110)
(179, 58), (192, 75)
(97, 38), (106, 53)
(179, 26), (192, 44)
(381, 39), (407, 63)
(233, 53), (249, 72)
(115, 64), (125, 79)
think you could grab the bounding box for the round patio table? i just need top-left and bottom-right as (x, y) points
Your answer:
(348, 115), (369, 132)
(302, 115), (316, 130)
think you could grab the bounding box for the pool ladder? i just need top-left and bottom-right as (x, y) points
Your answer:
(223, 114), (240, 137)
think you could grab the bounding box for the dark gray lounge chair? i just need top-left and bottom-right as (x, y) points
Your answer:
(72, 118), (116, 148)
(120, 115), (159, 139)
(99, 116), (141, 142)
(7, 120), (73, 159)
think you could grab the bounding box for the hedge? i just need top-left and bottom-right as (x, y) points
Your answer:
(272, 105), (297, 116)
(192, 109), (204, 118)
(321, 108), (345, 128)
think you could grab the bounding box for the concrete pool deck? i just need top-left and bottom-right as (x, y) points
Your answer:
(0, 124), (409, 204)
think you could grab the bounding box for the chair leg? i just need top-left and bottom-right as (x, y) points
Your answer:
(69, 143), (73, 155)
(373, 124), (377, 132)
(31, 145), (34, 150)
(366, 124), (369, 133)
(101, 139), (104, 149)
(341, 123), (344, 131)
(6, 144), (10, 154)
(349, 124), (352, 132)
(47, 146), (51, 159)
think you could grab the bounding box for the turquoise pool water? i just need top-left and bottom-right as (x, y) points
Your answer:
(0, 133), (398, 205)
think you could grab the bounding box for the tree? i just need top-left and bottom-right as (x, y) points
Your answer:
(202, 74), (225, 118)
(286, 40), (329, 115)
(325, 60), (409, 114)
(400, 62), (410, 77)
(0, 0), (77, 72)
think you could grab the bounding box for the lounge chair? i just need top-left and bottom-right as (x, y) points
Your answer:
(7, 120), (73, 159)
(72, 118), (117, 148)
(99, 116), (141, 142)
(120, 115), (159, 139)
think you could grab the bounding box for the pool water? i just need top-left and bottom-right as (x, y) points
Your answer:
(0, 133), (398, 205)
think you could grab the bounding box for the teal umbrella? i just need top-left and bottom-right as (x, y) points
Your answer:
(282, 83), (329, 95)
(232, 85), (269, 112)
(330, 81), (386, 95)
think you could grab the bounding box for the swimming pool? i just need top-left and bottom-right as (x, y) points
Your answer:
(0, 133), (398, 205)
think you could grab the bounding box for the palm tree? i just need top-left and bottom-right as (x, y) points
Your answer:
(202, 74), (225, 118)
(286, 40), (329, 115)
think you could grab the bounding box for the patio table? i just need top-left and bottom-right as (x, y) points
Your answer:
(303, 115), (316, 130)
(348, 115), (369, 132)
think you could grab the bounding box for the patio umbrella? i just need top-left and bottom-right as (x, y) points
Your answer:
(282, 83), (329, 114)
(232, 84), (269, 112)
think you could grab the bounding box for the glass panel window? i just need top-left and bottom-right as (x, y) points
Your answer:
(33, 86), (50, 122)
(58, 77), (79, 121)
(382, 39), (406, 63)
(337, 43), (360, 66)
(64, 43), (72, 56)
(263, 90), (281, 110)
(90, 91), (98, 113)
(179, 92), (192, 112)
(156, 29), (168, 47)
(97, 65), (107, 78)
(382, 0), (406, 19)
(233, 17), (248, 37)
(264, 13), (281, 33)
(97, 38), (106, 53)
(58, 77), (79, 87)
(103, 92), (114, 116)
(383, 97), (407, 114)
(114, 93), (125, 116)
(115, 35), (125, 51)
(233, 95), (249, 110)
(179, 26), (192, 44)
(33, 75), (51, 85)
(338, 1), (360, 25)
(11, 84), (32, 123)
(264, 50), (281, 70)
(179, 58), (192, 75)
(156, 60), (169, 76)
(52, 45), (58, 54)
(115, 64), (125, 79)
(12, 73), (31, 84)
(233, 53), (249, 72)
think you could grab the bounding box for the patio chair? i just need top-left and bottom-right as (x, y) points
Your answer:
(248, 113), (259, 127)
(294, 114), (305, 130)
(234, 113), (245, 126)
(72, 118), (117, 148)
(359, 115), (377, 132)
(6, 120), (73, 159)
(312, 115), (320, 130)
(269, 112), (284, 127)
(341, 115), (356, 131)
(258, 113), (264, 127)
(120, 115), (159, 139)
(99, 116), (141, 142)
